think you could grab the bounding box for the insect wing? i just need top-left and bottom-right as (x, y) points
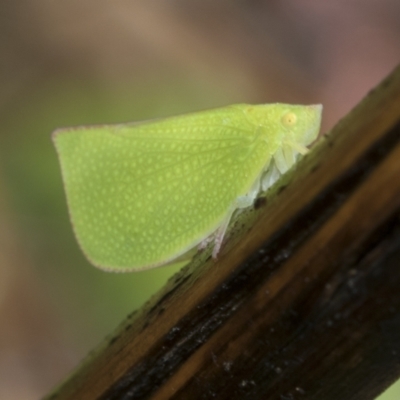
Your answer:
(53, 107), (268, 270)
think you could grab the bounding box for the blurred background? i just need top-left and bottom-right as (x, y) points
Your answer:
(0, 1), (399, 398)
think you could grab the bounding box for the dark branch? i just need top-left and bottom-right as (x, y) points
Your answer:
(46, 65), (400, 400)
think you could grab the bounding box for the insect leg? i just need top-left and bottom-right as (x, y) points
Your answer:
(198, 233), (216, 250)
(212, 175), (261, 258)
(212, 207), (235, 259)
(261, 161), (281, 191)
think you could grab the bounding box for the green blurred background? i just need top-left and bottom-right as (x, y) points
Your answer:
(0, 1), (399, 398)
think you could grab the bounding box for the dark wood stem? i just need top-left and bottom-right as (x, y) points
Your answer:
(46, 65), (400, 400)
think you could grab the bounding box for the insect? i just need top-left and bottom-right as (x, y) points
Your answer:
(53, 103), (322, 271)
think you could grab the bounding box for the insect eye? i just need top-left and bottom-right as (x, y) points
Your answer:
(282, 112), (297, 127)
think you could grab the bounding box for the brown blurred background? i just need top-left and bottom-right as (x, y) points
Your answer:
(0, 1), (399, 399)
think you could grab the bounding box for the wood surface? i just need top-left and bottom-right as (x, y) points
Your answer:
(46, 64), (400, 400)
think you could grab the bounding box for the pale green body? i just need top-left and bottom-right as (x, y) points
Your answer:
(53, 103), (322, 271)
